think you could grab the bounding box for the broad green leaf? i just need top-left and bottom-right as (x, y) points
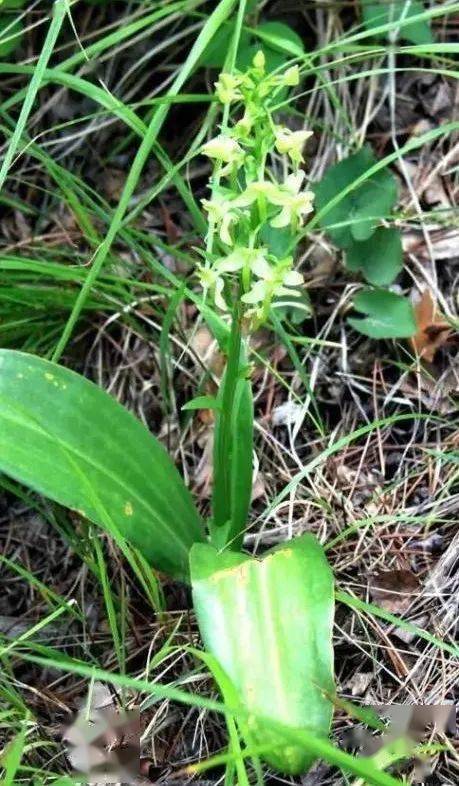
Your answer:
(254, 21), (304, 58)
(0, 15), (23, 58)
(362, 1), (433, 45)
(313, 147), (398, 248)
(190, 534), (334, 774)
(199, 23), (250, 68)
(182, 395), (221, 412)
(0, 350), (204, 580)
(348, 289), (416, 338)
(200, 20), (303, 72)
(345, 227), (403, 286)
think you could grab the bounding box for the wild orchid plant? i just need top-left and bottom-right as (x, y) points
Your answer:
(0, 52), (334, 775)
(188, 53), (334, 775)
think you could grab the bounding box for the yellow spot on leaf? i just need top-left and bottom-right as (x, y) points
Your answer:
(212, 561), (250, 587)
(124, 501), (133, 516)
(45, 372), (54, 382)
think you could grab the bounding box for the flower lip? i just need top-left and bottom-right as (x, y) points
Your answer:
(197, 265), (226, 311)
(274, 126), (313, 164)
(201, 134), (245, 177)
(241, 256), (304, 306)
(201, 135), (244, 164)
(201, 195), (241, 246)
(269, 172), (315, 229)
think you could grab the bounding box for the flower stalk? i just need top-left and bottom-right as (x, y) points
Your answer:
(199, 49), (315, 550)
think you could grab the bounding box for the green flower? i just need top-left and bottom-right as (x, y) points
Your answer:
(215, 73), (243, 105)
(241, 257), (303, 323)
(274, 126), (313, 165)
(282, 65), (300, 87)
(202, 195), (240, 246)
(252, 49), (266, 72)
(242, 257), (303, 306)
(215, 246), (269, 275)
(233, 179), (280, 208)
(270, 172), (314, 229)
(202, 135), (244, 175)
(197, 266), (226, 311)
(233, 105), (255, 138)
(197, 247), (270, 311)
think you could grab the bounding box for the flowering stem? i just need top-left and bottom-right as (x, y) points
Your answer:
(199, 48), (315, 546)
(211, 301), (243, 537)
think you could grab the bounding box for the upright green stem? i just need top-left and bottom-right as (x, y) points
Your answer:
(212, 302), (243, 533)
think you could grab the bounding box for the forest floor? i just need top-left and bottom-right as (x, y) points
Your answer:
(0, 1), (458, 785)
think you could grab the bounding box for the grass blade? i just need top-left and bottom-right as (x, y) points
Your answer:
(0, 0), (66, 193)
(52, 0), (238, 361)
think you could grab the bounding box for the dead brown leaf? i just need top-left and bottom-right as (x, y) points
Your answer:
(160, 203), (181, 245)
(369, 569), (420, 614)
(410, 289), (453, 363)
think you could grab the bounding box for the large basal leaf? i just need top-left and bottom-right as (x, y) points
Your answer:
(313, 147), (398, 249)
(0, 350), (204, 580)
(345, 227), (403, 286)
(190, 534), (334, 774)
(348, 288), (417, 339)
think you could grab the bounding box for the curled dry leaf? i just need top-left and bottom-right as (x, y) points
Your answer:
(410, 289), (454, 362)
(368, 568), (420, 614)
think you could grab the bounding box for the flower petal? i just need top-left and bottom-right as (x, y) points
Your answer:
(284, 270), (303, 286)
(285, 171), (305, 194)
(276, 286), (301, 298)
(219, 214), (237, 246)
(217, 251), (245, 273)
(271, 208), (290, 228)
(251, 256), (271, 279)
(241, 281), (266, 304)
(214, 277), (227, 310)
